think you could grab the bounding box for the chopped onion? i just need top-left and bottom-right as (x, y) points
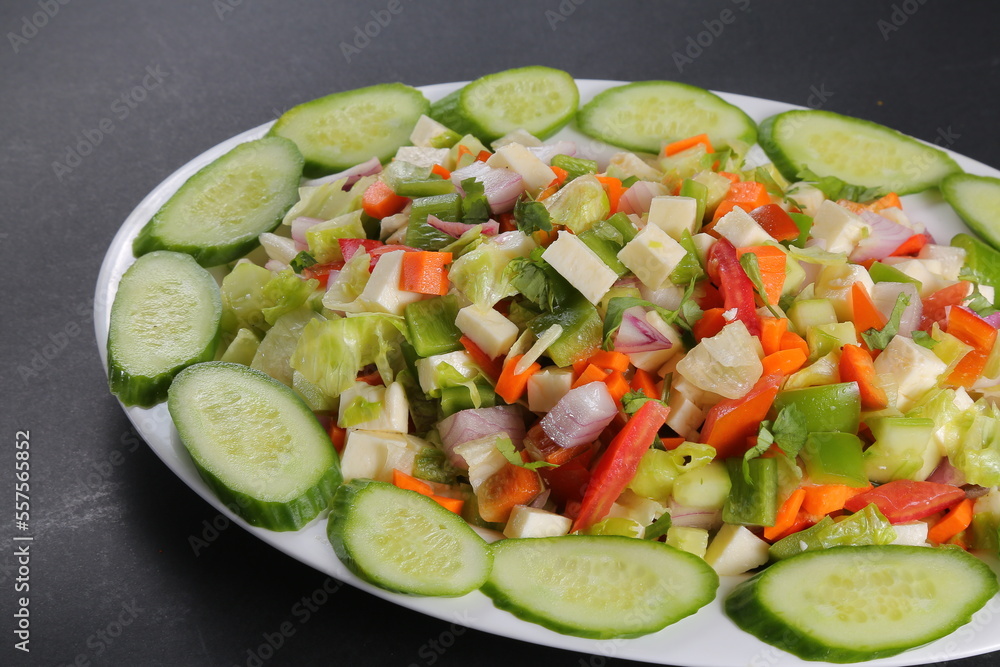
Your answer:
(614, 306), (673, 353)
(926, 459), (967, 487)
(849, 210), (917, 263)
(263, 259), (288, 273)
(639, 282), (684, 310)
(302, 156), (381, 188)
(620, 180), (669, 216)
(540, 382), (617, 449)
(439, 406), (526, 469)
(258, 232), (299, 265)
(427, 215), (499, 238)
(290, 217), (324, 247)
(983, 312), (1000, 328)
(528, 489), (551, 509)
(668, 501), (721, 529)
(528, 140), (577, 164)
(451, 162), (524, 213)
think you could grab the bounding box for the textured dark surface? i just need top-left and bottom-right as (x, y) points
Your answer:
(2, 0), (999, 665)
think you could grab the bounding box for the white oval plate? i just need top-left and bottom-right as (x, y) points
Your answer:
(95, 80), (1000, 667)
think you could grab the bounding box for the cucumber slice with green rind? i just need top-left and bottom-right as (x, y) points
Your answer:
(725, 545), (999, 663)
(327, 479), (492, 596)
(430, 66), (579, 143)
(168, 362), (341, 531)
(133, 136), (304, 266)
(576, 80), (757, 154)
(942, 173), (1000, 250)
(482, 535), (719, 639)
(758, 110), (960, 196)
(270, 83), (430, 176)
(108, 251), (222, 407)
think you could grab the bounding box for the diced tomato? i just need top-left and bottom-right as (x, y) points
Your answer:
(301, 261), (344, 288)
(749, 204), (800, 242)
(338, 238), (383, 264)
(843, 479), (966, 524)
(706, 237), (761, 337)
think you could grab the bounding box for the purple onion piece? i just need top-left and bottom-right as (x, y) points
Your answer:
(302, 156), (382, 188)
(614, 306), (673, 353)
(540, 382), (618, 449)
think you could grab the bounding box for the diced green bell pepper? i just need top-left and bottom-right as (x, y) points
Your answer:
(800, 432), (868, 487)
(772, 382), (861, 434)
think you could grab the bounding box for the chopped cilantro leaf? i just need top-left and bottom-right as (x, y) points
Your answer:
(513, 196), (552, 234)
(496, 436), (557, 470)
(861, 293), (910, 350)
(912, 330), (939, 349)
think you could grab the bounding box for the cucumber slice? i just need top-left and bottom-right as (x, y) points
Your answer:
(482, 535), (719, 639)
(107, 251), (221, 407)
(725, 545), (999, 662)
(942, 173), (1000, 250)
(133, 137), (303, 266)
(576, 80), (757, 154)
(430, 66), (579, 143)
(758, 110), (960, 196)
(327, 479), (492, 596)
(270, 83), (430, 176)
(168, 362), (341, 531)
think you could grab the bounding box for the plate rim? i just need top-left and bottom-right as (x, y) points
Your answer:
(94, 78), (1000, 667)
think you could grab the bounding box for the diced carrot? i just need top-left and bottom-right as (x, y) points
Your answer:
(779, 330), (810, 357)
(870, 192), (902, 212)
(603, 370), (630, 403)
(693, 307), (728, 342)
(596, 175), (626, 214)
(840, 344), (888, 410)
(399, 251), (452, 295)
(769, 511), (820, 542)
(947, 306), (998, 387)
(630, 368), (659, 399)
(497, 212), (516, 233)
(713, 181), (770, 222)
(459, 335), (503, 381)
(536, 184), (560, 201)
(711, 200), (738, 223)
(760, 317), (789, 356)
(890, 233), (927, 257)
(762, 348), (807, 377)
(664, 133), (714, 157)
(572, 357), (590, 378)
(362, 180), (409, 219)
(836, 199), (868, 215)
(764, 488), (807, 541)
(477, 460), (543, 523)
(549, 165), (569, 187)
(718, 171), (740, 185)
(660, 437), (686, 450)
(801, 483), (871, 517)
(737, 245), (786, 304)
(701, 373), (784, 459)
(572, 364), (609, 388)
(927, 498), (975, 544)
(495, 355), (541, 403)
(476, 150), (492, 162)
(587, 350), (631, 373)
(428, 494), (464, 514)
(392, 469), (433, 496)
(328, 424), (347, 454)
(455, 145), (472, 163)
(430, 163), (451, 180)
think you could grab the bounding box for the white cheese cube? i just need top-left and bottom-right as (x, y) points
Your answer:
(358, 250), (426, 315)
(394, 146), (449, 169)
(339, 430), (429, 482)
(704, 524), (771, 576)
(606, 490), (666, 526)
(918, 244), (966, 281)
(542, 230), (618, 304)
(486, 143), (556, 195)
(871, 282), (921, 335)
(337, 381), (409, 433)
(415, 351), (480, 395)
(874, 336), (948, 411)
(647, 195), (699, 240)
(409, 114), (454, 148)
(527, 368), (574, 413)
(608, 151), (662, 181)
(810, 200), (868, 254)
(455, 304), (519, 359)
(713, 206), (773, 248)
(617, 224), (688, 290)
(691, 232), (715, 261)
(882, 258), (949, 297)
(666, 394), (706, 441)
(503, 505), (572, 539)
(785, 182), (826, 217)
(814, 263), (876, 321)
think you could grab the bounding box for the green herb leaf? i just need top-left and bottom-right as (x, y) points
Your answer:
(964, 286), (999, 317)
(507, 247), (578, 311)
(289, 251), (317, 273)
(743, 422), (775, 484)
(496, 436), (557, 470)
(460, 177), (491, 225)
(621, 389), (669, 417)
(513, 196), (552, 234)
(771, 403), (808, 459)
(668, 230), (706, 285)
(912, 330), (939, 349)
(643, 512), (672, 540)
(861, 292), (910, 350)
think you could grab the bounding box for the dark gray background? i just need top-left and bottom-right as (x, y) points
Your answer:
(2, 0), (999, 665)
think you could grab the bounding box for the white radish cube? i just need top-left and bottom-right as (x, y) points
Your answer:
(713, 206), (773, 248)
(666, 395), (705, 441)
(527, 367), (574, 413)
(486, 143), (556, 195)
(617, 223), (688, 290)
(491, 129), (542, 149)
(647, 195), (699, 240)
(704, 524), (770, 576)
(811, 200), (868, 254)
(882, 257), (949, 297)
(359, 250), (426, 315)
(542, 230), (618, 304)
(608, 151), (662, 181)
(503, 505), (572, 539)
(455, 304), (519, 360)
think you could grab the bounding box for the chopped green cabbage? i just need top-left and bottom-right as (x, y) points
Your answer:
(449, 242), (518, 309)
(305, 210), (367, 264)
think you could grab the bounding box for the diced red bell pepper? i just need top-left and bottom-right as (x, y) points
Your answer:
(301, 261), (345, 288)
(338, 238), (383, 264)
(946, 305), (998, 387)
(749, 204), (800, 242)
(706, 237), (761, 337)
(843, 479), (966, 524)
(571, 400), (671, 532)
(920, 281), (972, 331)
(890, 234), (928, 257)
(700, 372), (784, 459)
